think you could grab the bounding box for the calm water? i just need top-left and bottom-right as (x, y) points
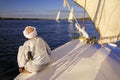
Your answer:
(0, 20), (119, 80)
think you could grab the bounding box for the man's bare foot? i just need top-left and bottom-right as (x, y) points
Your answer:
(21, 69), (32, 74)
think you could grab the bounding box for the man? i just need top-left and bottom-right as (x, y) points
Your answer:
(17, 26), (51, 73)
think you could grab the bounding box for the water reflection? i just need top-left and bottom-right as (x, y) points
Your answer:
(68, 23), (75, 38)
(56, 23), (62, 34)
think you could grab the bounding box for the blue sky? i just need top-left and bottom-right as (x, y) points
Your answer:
(0, 0), (85, 19)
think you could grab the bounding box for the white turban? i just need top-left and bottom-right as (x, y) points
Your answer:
(23, 26), (37, 39)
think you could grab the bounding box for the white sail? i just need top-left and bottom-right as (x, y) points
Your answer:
(63, 0), (67, 7)
(68, 7), (74, 23)
(56, 10), (60, 22)
(74, 0), (120, 43)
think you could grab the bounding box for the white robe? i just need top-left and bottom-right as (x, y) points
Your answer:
(17, 37), (51, 72)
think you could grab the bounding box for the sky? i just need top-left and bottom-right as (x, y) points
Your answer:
(0, 0), (85, 19)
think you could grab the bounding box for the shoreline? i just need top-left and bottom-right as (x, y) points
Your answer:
(0, 17), (91, 20)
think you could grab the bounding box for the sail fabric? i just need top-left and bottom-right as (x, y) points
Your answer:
(56, 10), (60, 22)
(68, 7), (74, 23)
(74, 0), (120, 39)
(63, 0), (67, 7)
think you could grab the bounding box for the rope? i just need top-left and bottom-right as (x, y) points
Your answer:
(65, 0), (90, 39)
(82, 0), (86, 27)
(65, 0), (87, 29)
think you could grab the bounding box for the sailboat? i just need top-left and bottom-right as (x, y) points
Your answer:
(14, 0), (120, 80)
(68, 7), (74, 23)
(56, 10), (60, 22)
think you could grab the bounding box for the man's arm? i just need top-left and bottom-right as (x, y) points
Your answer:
(44, 41), (51, 55)
(17, 45), (29, 68)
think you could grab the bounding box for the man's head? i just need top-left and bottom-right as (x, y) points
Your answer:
(23, 26), (37, 39)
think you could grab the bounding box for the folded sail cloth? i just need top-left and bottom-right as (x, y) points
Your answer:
(23, 26), (37, 39)
(98, 35), (120, 44)
(75, 23), (89, 38)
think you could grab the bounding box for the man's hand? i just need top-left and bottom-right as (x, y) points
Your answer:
(19, 67), (24, 73)
(19, 67), (31, 73)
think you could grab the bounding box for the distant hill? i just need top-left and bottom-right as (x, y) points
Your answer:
(0, 17), (91, 20)
(0, 17), (53, 20)
(77, 17), (91, 20)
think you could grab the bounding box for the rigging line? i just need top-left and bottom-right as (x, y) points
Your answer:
(82, 0), (86, 27)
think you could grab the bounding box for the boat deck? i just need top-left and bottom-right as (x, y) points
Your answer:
(14, 39), (120, 80)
